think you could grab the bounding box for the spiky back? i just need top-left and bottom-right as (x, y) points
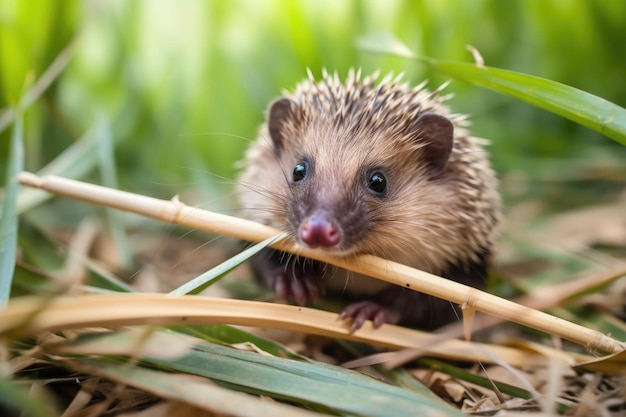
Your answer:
(290, 69), (464, 147)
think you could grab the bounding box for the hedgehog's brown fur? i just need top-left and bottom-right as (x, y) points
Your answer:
(237, 69), (500, 329)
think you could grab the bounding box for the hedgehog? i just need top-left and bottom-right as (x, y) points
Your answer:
(236, 69), (500, 331)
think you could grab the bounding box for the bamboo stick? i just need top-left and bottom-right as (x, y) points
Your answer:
(17, 172), (626, 354)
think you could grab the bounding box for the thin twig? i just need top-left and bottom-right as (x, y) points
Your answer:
(17, 172), (626, 354)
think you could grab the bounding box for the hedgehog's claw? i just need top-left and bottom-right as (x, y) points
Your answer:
(340, 301), (401, 332)
(272, 269), (325, 306)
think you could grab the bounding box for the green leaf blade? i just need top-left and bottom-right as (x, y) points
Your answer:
(146, 339), (462, 417)
(423, 59), (626, 145)
(0, 114), (24, 306)
(169, 233), (286, 296)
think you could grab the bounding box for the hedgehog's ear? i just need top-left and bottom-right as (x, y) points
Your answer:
(412, 113), (454, 178)
(268, 98), (298, 155)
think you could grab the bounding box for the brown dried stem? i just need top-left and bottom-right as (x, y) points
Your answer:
(16, 172), (626, 354)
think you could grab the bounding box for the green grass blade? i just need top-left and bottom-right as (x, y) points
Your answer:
(168, 233), (286, 296)
(17, 130), (99, 214)
(421, 59), (626, 145)
(380, 368), (445, 402)
(84, 258), (137, 293)
(95, 114), (132, 269)
(358, 34), (626, 145)
(152, 341), (462, 417)
(54, 359), (324, 417)
(0, 113), (24, 306)
(553, 306), (626, 343)
(172, 324), (307, 360)
(0, 377), (57, 417)
(0, 41), (75, 135)
(60, 331), (462, 417)
(418, 358), (534, 401)
(15, 217), (136, 295)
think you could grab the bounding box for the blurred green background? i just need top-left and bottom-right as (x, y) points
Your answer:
(1, 0), (625, 214)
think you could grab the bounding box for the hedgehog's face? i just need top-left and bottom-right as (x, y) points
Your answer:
(282, 149), (387, 255)
(267, 97), (456, 258)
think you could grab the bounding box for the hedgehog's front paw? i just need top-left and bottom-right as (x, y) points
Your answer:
(271, 268), (326, 306)
(339, 301), (402, 332)
(251, 249), (326, 306)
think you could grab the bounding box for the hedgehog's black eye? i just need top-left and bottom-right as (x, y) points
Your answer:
(292, 161), (309, 182)
(367, 172), (387, 196)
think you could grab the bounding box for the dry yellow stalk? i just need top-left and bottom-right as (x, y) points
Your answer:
(16, 172), (626, 354)
(0, 293), (588, 367)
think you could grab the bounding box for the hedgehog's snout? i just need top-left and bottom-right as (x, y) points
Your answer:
(299, 216), (342, 249)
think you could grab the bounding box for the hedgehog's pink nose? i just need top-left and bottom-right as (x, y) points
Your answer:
(300, 218), (341, 248)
